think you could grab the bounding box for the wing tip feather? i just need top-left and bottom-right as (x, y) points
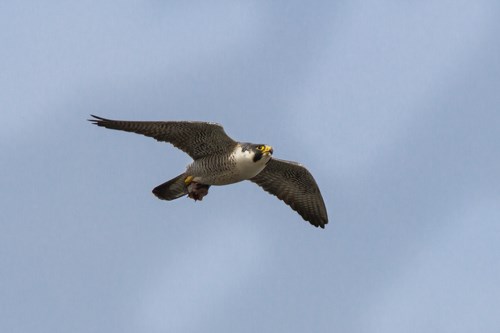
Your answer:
(88, 114), (109, 125)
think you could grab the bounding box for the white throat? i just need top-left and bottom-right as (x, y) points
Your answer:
(232, 146), (271, 180)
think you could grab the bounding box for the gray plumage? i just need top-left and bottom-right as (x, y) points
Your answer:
(89, 115), (329, 228)
(250, 158), (328, 228)
(89, 115), (237, 159)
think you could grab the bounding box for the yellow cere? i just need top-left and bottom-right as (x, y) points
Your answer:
(263, 145), (273, 153)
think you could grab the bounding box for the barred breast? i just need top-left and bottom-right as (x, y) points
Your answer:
(186, 146), (270, 185)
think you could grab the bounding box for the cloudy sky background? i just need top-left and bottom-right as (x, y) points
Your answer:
(2, 1), (500, 332)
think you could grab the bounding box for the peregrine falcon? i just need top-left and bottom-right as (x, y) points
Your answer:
(89, 115), (328, 228)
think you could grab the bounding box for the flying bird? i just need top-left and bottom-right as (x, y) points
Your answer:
(89, 115), (328, 228)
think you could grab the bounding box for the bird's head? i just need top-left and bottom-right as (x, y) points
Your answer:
(252, 144), (273, 163)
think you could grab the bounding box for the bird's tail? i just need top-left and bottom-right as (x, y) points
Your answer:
(152, 173), (188, 200)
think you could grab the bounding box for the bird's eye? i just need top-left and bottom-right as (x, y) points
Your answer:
(257, 145), (264, 151)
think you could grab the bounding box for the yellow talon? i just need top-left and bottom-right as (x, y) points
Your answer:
(184, 175), (194, 185)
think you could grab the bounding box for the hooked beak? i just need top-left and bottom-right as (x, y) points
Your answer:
(264, 145), (273, 155)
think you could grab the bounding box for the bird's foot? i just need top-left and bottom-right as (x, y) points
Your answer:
(187, 182), (210, 201)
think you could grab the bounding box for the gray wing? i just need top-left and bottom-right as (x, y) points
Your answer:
(250, 158), (328, 228)
(89, 115), (237, 159)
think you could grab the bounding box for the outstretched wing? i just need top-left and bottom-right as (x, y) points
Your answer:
(250, 158), (328, 228)
(89, 115), (237, 159)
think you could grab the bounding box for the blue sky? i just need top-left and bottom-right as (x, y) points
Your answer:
(2, 1), (500, 332)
